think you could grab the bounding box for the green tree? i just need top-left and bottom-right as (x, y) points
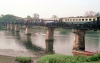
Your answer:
(95, 12), (100, 17)
(52, 15), (58, 18)
(0, 14), (18, 22)
(0, 14), (4, 18)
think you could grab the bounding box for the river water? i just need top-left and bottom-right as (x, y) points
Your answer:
(0, 29), (100, 57)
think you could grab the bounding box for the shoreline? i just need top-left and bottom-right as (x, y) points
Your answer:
(0, 54), (40, 63)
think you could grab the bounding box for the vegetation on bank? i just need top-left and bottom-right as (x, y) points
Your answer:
(15, 56), (32, 63)
(0, 26), (5, 30)
(37, 53), (100, 63)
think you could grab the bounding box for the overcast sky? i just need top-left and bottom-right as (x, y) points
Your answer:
(0, 0), (100, 18)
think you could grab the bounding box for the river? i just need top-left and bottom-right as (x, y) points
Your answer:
(0, 29), (100, 57)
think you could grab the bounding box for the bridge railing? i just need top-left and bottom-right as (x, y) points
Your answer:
(1, 20), (100, 30)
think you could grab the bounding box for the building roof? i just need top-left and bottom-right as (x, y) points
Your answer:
(42, 18), (60, 20)
(62, 16), (98, 18)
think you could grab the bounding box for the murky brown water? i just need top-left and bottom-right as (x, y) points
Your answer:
(0, 29), (100, 57)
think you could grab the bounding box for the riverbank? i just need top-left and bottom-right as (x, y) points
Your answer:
(0, 55), (40, 63)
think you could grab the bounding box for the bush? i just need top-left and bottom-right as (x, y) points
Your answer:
(87, 53), (100, 62)
(37, 54), (77, 63)
(37, 53), (100, 63)
(15, 56), (32, 63)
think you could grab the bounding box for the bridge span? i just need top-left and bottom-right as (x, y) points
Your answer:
(0, 16), (100, 52)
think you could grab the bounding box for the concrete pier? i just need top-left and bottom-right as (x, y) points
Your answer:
(10, 24), (14, 31)
(15, 25), (20, 32)
(25, 35), (31, 42)
(25, 26), (31, 35)
(15, 32), (20, 40)
(72, 29), (85, 51)
(45, 40), (54, 53)
(7, 24), (10, 30)
(45, 27), (54, 41)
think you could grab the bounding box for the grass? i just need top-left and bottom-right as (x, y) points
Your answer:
(0, 55), (39, 63)
(15, 56), (32, 63)
(37, 53), (100, 63)
(84, 60), (100, 63)
(0, 55), (18, 63)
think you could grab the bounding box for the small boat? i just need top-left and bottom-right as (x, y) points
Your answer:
(41, 34), (46, 35)
(72, 50), (98, 56)
(34, 32), (40, 35)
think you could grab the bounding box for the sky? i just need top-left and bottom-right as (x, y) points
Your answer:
(0, 0), (100, 18)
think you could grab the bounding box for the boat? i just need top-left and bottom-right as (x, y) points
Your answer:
(72, 50), (98, 56)
(41, 34), (46, 35)
(34, 32), (40, 35)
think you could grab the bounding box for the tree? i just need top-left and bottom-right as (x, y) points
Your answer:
(95, 12), (100, 17)
(0, 14), (4, 18)
(33, 13), (39, 18)
(84, 11), (96, 17)
(52, 15), (58, 18)
(0, 14), (18, 22)
(27, 15), (32, 19)
(33, 13), (39, 21)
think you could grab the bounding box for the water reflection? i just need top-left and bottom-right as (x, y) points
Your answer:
(11, 30), (15, 36)
(0, 29), (100, 57)
(45, 40), (54, 54)
(15, 32), (20, 40)
(23, 35), (43, 51)
(85, 31), (100, 52)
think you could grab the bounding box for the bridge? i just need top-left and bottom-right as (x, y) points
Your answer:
(0, 16), (100, 53)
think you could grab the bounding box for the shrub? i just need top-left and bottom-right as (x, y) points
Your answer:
(37, 53), (100, 63)
(15, 56), (32, 63)
(87, 53), (100, 62)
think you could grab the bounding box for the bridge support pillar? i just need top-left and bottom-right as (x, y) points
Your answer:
(72, 29), (85, 51)
(15, 25), (20, 32)
(45, 27), (54, 41)
(25, 26), (31, 35)
(7, 24), (10, 30)
(10, 24), (14, 31)
(45, 40), (54, 53)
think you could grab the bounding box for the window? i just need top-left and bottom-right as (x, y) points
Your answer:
(73, 19), (75, 21)
(89, 19), (91, 21)
(67, 19), (69, 21)
(76, 19), (78, 21)
(66, 19), (67, 21)
(93, 19), (95, 21)
(85, 19), (88, 21)
(79, 19), (81, 21)
(82, 19), (84, 21)
(70, 19), (72, 21)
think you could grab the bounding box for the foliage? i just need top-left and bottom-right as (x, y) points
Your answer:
(85, 11), (96, 17)
(52, 15), (58, 18)
(95, 12), (100, 17)
(87, 53), (100, 62)
(0, 26), (5, 30)
(0, 14), (23, 22)
(15, 56), (32, 63)
(37, 53), (100, 63)
(0, 14), (20, 22)
(84, 11), (100, 17)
